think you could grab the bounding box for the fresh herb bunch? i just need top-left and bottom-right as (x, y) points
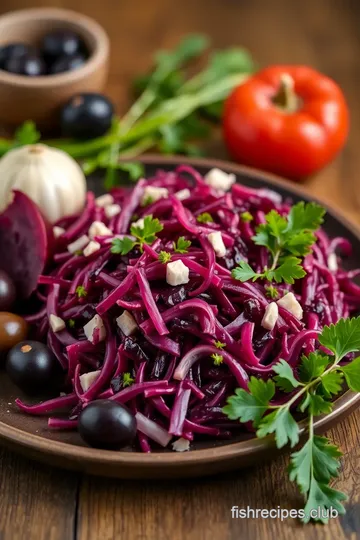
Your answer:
(111, 215), (163, 255)
(223, 317), (360, 522)
(0, 35), (254, 188)
(232, 202), (325, 284)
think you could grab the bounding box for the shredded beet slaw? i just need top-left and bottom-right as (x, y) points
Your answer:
(17, 166), (360, 452)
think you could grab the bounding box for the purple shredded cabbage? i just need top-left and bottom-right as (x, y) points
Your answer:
(17, 166), (360, 452)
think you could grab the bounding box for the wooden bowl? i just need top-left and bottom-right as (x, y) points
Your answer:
(0, 155), (359, 479)
(0, 8), (110, 129)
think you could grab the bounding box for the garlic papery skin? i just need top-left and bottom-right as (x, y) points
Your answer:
(0, 144), (87, 224)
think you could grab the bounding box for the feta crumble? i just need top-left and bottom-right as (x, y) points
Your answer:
(261, 302), (279, 331)
(67, 234), (90, 254)
(166, 260), (190, 286)
(49, 314), (66, 333)
(116, 310), (138, 336)
(83, 240), (101, 257)
(84, 315), (106, 344)
(277, 292), (303, 320)
(204, 168), (236, 191)
(207, 231), (227, 258)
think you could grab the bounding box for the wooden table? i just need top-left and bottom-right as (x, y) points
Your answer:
(1, 0), (360, 538)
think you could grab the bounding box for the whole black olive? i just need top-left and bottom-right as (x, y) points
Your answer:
(78, 400), (137, 450)
(0, 43), (32, 69)
(6, 341), (63, 395)
(49, 54), (87, 75)
(0, 270), (16, 311)
(61, 93), (114, 139)
(5, 54), (46, 77)
(41, 31), (85, 61)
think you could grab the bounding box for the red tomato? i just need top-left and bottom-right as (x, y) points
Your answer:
(223, 65), (349, 180)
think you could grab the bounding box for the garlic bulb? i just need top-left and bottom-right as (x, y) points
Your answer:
(0, 144), (86, 223)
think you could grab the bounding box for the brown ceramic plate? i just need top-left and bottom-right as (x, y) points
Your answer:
(1, 155), (359, 479)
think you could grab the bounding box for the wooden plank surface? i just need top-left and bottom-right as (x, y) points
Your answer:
(1, 0), (360, 539)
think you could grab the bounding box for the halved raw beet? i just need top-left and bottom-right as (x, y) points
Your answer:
(0, 190), (48, 299)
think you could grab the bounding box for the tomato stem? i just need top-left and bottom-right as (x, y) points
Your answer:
(272, 73), (298, 113)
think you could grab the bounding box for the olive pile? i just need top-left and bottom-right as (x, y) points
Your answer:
(0, 30), (89, 76)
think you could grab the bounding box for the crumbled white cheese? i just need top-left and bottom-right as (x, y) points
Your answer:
(83, 315), (106, 344)
(327, 253), (338, 272)
(88, 221), (112, 239)
(116, 310), (138, 336)
(49, 314), (66, 333)
(95, 194), (114, 207)
(79, 370), (101, 392)
(204, 168), (236, 191)
(166, 260), (190, 286)
(261, 302), (279, 331)
(141, 186), (169, 205)
(172, 437), (190, 452)
(132, 217), (145, 229)
(83, 240), (101, 257)
(105, 204), (121, 219)
(175, 188), (191, 201)
(67, 234), (90, 254)
(53, 226), (65, 238)
(277, 292), (303, 320)
(207, 231), (227, 258)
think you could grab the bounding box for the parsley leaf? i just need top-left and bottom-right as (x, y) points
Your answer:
(173, 236), (191, 253)
(68, 319), (75, 328)
(222, 377), (275, 426)
(111, 236), (135, 255)
(75, 285), (87, 298)
(340, 356), (360, 392)
(298, 352), (330, 383)
(265, 284), (279, 299)
(235, 202), (326, 286)
(289, 433), (345, 523)
(197, 212), (213, 223)
(257, 408), (300, 449)
(287, 202), (326, 235)
(240, 211), (253, 222)
(211, 353), (223, 366)
(320, 371), (344, 398)
(273, 359), (302, 392)
(130, 215), (163, 248)
(266, 256), (306, 284)
(158, 250), (172, 263)
(14, 121), (41, 146)
(214, 340), (226, 350)
(122, 372), (135, 387)
(231, 261), (259, 282)
(319, 317), (360, 360)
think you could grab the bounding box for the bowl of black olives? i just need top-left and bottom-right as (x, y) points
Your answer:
(0, 8), (110, 128)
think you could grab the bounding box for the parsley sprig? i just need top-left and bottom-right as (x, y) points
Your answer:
(111, 215), (163, 255)
(197, 212), (213, 223)
(173, 236), (191, 253)
(232, 202), (325, 284)
(223, 317), (360, 522)
(211, 353), (224, 366)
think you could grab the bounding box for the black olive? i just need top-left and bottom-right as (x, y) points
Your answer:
(6, 341), (63, 395)
(49, 53), (87, 75)
(78, 400), (137, 450)
(0, 270), (16, 311)
(5, 54), (46, 77)
(41, 31), (85, 61)
(61, 93), (114, 139)
(0, 43), (32, 69)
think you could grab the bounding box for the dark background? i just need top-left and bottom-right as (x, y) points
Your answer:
(1, 1), (360, 539)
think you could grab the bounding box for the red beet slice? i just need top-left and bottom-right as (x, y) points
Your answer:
(0, 190), (48, 299)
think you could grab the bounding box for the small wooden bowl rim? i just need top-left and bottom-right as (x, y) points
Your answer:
(0, 7), (109, 88)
